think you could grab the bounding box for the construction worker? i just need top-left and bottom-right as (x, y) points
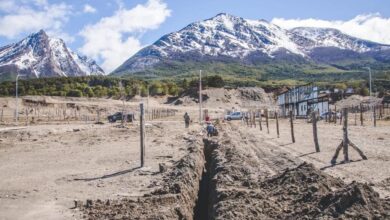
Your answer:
(206, 121), (217, 137)
(184, 112), (190, 128)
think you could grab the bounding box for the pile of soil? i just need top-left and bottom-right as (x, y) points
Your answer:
(212, 162), (390, 219)
(336, 95), (383, 108)
(79, 138), (204, 220)
(169, 87), (276, 110)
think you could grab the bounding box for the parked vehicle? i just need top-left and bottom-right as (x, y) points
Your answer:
(320, 111), (341, 120)
(108, 112), (135, 123)
(224, 111), (243, 121)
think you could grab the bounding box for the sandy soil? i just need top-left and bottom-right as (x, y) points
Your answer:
(0, 93), (389, 219)
(238, 117), (390, 198)
(0, 120), (201, 220)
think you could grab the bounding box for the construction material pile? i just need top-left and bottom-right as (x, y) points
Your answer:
(213, 162), (390, 219)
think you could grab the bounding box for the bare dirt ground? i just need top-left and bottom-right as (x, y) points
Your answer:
(0, 119), (201, 219)
(250, 118), (390, 198)
(0, 92), (389, 219)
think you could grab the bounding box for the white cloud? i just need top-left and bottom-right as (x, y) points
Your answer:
(272, 13), (390, 45)
(79, 0), (171, 72)
(0, 0), (72, 41)
(83, 4), (97, 13)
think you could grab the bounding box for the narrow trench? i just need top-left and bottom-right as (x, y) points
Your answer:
(193, 139), (215, 220)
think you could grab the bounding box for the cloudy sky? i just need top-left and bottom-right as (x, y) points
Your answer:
(1, 0), (390, 72)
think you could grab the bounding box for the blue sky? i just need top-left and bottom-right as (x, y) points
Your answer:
(1, 0), (390, 72)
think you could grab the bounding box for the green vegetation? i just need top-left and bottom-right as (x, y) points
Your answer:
(0, 60), (388, 98)
(0, 75), (229, 98)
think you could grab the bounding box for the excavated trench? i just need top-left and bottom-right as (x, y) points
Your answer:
(193, 138), (218, 220)
(80, 131), (390, 219)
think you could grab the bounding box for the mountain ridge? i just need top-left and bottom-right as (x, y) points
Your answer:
(112, 13), (390, 76)
(0, 30), (104, 80)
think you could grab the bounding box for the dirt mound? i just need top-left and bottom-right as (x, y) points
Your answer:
(212, 162), (390, 219)
(79, 139), (205, 220)
(336, 95), (383, 108)
(319, 181), (390, 219)
(170, 87), (276, 110)
(238, 87), (275, 108)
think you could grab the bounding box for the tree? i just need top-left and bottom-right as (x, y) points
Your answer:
(84, 87), (94, 97)
(360, 87), (369, 96)
(207, 75), (225, 88)
(67, 89), (83, 97)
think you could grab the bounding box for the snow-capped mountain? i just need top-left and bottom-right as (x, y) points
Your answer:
(113, 13), (390, 74)
(0, 30), (104, 78)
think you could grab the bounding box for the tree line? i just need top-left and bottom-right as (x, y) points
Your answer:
(0, 75), (227, 98)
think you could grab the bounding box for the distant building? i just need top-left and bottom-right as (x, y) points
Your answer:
(277, 84), (329, 117)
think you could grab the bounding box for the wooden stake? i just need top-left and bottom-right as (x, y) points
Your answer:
(331, 142), (343, 164)
(373, 105), (377, 127)
(265, 109), (269, 134)
(259, 110), (262, 131)
(312, 112), (320, 152)
(349, 141), (368, 160)
(342, 108), (349, 162)
(290, 110), (295, 143)
(140, 103), (145, 167)
(253, 111), (256, 128)
(275, 112), (279, 138)
(360, 103), (363, 126)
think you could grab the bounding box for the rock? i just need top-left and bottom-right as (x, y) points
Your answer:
(159, 163), (168, 173)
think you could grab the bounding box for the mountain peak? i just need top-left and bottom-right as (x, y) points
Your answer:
(113, 13), (390, 75)
(0, 31), (104, 79)
(213, 12), (237, 19)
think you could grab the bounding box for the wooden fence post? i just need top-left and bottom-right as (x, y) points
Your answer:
(265, 109), (269, 134)
(140, 103), (145, 167)
(331, 108), (367, 164)
(360, 103), (363, 126)
(0, 108), (3, 122)
(253, 111), (256, 128)
(259, 110), (262, 131)
(334, 106), (337, 124)
(25, 108), (29, 126)
(275, 112), (279, 138)
(342, 108), (349, 162)
(290, 110), (295, 143)
(312, 112), (320, 152)
(373, 105), (377, 127)
(249, 112), (252, 127)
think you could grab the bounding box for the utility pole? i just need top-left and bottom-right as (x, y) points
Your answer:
(15, 74), (26, 125)
(199, 70), (202, 123)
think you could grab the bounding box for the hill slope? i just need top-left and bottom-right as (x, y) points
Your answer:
(112, 13), (390, 82)
(0, 30), (104, 81)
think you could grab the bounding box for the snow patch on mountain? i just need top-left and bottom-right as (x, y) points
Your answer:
(114, 13), (390, 74)
(0, 30), (105, 78)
